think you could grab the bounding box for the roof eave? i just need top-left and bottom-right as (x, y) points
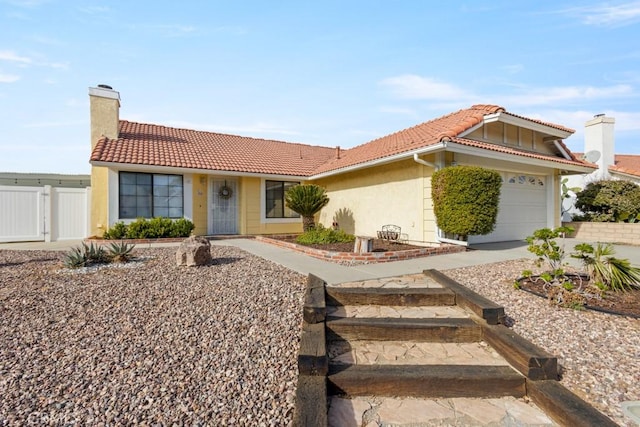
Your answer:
(89, 161), (311, 181)
(483, 112), (573, 139)
(309, 142), (447, 180)
(445, 142), (596, 174)
(610, 169), (640, 180)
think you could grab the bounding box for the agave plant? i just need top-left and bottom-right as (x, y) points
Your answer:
(64, 246), (88, 269)
(285, 184), (330, 232)
(108, 241), (135, 263)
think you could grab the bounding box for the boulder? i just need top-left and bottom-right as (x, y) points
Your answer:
(176, 236), (212, 267)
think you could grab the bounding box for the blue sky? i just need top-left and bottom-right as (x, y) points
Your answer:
(1, 1), (639, 174)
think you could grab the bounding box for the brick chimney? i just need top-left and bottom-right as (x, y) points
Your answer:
(89, 84), (120, 149)
(584, 114), (615, 180)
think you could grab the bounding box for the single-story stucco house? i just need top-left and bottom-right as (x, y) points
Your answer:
(88, 85), (595, 244)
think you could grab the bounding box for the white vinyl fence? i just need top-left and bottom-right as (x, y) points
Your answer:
(0, 185), (90, 243)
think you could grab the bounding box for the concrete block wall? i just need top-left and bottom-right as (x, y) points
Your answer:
(564, 222), (640, 245)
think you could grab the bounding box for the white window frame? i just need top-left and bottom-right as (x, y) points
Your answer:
(260, 179), (302, 224)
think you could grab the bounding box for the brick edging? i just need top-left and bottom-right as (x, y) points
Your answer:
(256, 236), (465, 264)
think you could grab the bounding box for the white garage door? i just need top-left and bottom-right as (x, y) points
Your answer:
(468, 173), (548, 244)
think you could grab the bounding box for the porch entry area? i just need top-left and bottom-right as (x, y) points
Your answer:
(209, 178), (238, 235)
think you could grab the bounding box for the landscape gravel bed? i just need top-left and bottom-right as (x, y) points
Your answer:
(0, 247), (306, 426)
(444, 258), (640, 427)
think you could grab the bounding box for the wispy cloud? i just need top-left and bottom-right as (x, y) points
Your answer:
(559, 1), (640, 27)
(0, 50), (32, 64)
(128, 23), (198, 37)
(2, 0), (49, 7)
(378, 106), (419, 118)
(497, 84), (634, 107)
(0, 73), (20, 83)
(164, 120), (301, 138)
(502, 64), (524, 74)
(23, 119), (85, 128)
(79, 5), (110, 14)
(380, 74), (472, 100)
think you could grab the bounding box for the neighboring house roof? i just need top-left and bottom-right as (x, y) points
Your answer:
(573, 152), (640, 178)
(90, 105), (592, 177)
(91, 120), (337, 177)
(610, 154), (640, 178)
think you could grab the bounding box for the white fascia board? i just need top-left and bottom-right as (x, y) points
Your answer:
(552, 139), (572, 160)
(610, 170), (640, 181)
(445, 142), (596, 174)
(309, 143), (446, 180)
(90, 161), (310, 181)
(458, 121), (484, 138)
(483, 112), (573, 139)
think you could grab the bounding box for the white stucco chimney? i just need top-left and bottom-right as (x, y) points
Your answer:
(89, 84), (120, 150)
(584, 114), (615, 180)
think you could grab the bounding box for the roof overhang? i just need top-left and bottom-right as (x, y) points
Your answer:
(444, 141), (596, 174)
(483, 112), (573, 139)
(309, 143), (447, 180)
(89, 161), (311, 181)
(610, 169), (640, 181)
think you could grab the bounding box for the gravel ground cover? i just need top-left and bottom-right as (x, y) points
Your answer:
(444, 259), (640, 427)
(0, 247), (306, 426)
(2, 246), (638, 426)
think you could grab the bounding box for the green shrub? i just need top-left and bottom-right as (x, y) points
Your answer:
(431, 166), (502, 240)
(125, 218), (153, 239)
(102, 221), (127, 239)
(103, 217), (195, 239)
(575, 179), (640, 222)
(171, 218), (195, 237)
(296, 224), (355, 245)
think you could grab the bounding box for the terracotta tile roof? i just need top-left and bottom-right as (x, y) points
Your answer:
(610, 154), (640, 177)
(311, 104), (586, 175)
(90, 105), (591, 177)
(90, 120), (337, 176)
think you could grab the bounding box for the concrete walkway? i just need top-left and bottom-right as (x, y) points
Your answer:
(2, 237), (639, 285)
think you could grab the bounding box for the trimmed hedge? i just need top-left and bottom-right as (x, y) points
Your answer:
(431, 166), (502, 239)
(102, 217), (195, 239)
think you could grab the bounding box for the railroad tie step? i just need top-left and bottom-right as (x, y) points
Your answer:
(326, 317), (482, 342)
(327, 364), (526, 398)
(325, 287), (456, 307)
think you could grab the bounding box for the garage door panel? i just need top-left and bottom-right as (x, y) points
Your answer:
(468, 173), (548, 244)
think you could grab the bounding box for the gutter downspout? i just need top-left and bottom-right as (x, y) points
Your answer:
(413, 153), (437, 169)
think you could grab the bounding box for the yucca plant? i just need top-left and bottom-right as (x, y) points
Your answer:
(285, 184), (330, 232)
(108, 241), (135, 263)
(572, 243), (640, 292)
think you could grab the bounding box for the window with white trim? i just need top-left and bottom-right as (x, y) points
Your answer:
(265, 180), (300, 218)
(119, 172), (184, 219)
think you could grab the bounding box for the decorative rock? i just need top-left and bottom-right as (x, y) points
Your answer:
(176, 236), (212, 266)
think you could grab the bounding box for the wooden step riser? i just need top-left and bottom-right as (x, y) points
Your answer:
(328, 365), (526, 399)
(326, 287), (455, 307)
(326, 318), (482, 343)
(327, 325), (482, 343)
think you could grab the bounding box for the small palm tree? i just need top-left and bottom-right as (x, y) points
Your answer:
(285, 184), (330, 231)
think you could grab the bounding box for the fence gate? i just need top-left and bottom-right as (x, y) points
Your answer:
(0, 185), (89, 243)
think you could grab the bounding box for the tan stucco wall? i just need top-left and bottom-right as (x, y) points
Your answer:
(89, 91), (119, 238)
(89, 166), (108, 237)
(240, 177), (303, 235)
(313, 158), (435, 243)
(192, 174), (209, 235)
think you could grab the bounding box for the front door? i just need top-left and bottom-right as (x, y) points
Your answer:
(210, 178), (238, 234)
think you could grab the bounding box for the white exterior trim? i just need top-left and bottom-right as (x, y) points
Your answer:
(483, 112), (573, 139)
(259, 178), (302, 224)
